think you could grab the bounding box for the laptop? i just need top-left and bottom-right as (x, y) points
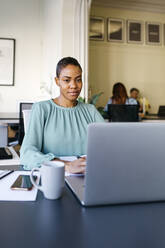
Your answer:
(65, 122), (165, 206)
(158, 106), (165, 117)
(108, 104), (139, 122)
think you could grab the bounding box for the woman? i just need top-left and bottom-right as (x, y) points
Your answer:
(104, 82), (137, 112)
(20, 57), (104, 173)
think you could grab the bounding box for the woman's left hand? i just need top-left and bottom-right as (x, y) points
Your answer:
(65, 157), (86, 174)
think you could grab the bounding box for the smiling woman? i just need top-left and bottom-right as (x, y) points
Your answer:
(20, 57), (105, 173)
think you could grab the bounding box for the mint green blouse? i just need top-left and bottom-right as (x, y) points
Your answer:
(20, 100), (104, 170)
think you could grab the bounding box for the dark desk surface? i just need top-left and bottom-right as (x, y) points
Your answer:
(1, 184), (165, 248)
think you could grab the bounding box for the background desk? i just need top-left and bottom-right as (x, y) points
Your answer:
(0, 112), (19, 124)
(142, 114), (165, 122)
(0, 184), (165, 248)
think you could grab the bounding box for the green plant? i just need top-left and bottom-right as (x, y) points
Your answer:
(89, 92), (104, 105)
(78, 92), (107, 118)
(78, 96), (85, 103)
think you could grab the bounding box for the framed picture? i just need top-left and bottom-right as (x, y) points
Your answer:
(107, 18), (124, 42)
(127, 20), (143, 44)
(0, 38), (15, 86)
(146, 22), (162, 45)
(89, 16), (104, 41)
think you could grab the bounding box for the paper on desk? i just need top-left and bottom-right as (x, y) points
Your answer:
(60, 156), (85, 177)
(0, 146), (20, 166)
(0, 171), (38, 201)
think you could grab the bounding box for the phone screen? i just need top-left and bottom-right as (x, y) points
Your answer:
(11, 175), (37, 191)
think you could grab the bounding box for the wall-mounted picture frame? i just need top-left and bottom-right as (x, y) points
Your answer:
(0, 38), (15, 86)
(127, 20), (144, 44)
(146, 22), (162, 45)
(107, 18), (124, 42)
(89, 16), (104, 41)
(164, 24), (165, 46)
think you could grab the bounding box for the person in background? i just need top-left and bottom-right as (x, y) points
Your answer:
(130, 88), (142, 112)
(104, 82), (137, 112)
(130, 87), (151, 114)
(20, 57), (104, 173)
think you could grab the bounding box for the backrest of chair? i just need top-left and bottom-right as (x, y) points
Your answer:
(18, 102), (33, 144)
(19, 102), (33, 119)
(22, 110), (32, 134)
(108, 104), (139, 122)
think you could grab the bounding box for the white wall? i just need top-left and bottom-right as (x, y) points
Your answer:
(89, 5), (165, 113)
(61, 0), (90, 99)
(42, 0), (89, 99)
(0, 0), (43, 112)
(0, 0), (89, 112)
(41, 0), (63, 99)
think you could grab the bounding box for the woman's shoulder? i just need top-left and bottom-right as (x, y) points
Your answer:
(32, 99), (52, 109)
(77, 102), (104, 122)
(31, 100), (54, 117)
(78, 102), (97, 111)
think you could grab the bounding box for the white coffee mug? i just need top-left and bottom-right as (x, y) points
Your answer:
(30, 161), (65, 200)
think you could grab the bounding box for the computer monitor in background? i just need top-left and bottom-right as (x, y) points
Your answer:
(18, 102), (33, 145)
(158, 106), (165, 117)
(108, 104), (139, 122)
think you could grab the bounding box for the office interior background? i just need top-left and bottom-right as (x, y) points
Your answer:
(0, 0), (165, 114)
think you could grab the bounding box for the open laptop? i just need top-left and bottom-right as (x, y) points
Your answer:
(65, 122), (165, 206)
(108, 104), (139, 122)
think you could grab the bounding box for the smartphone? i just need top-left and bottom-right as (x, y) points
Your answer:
(11, 175), (37, 191)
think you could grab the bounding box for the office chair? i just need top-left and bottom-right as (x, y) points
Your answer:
(108, 104), (139, 122)
(18, 102), (33, 145)
(22, 110), (32, 134)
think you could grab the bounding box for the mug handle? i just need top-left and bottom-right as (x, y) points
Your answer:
(30, 168), (43, 191)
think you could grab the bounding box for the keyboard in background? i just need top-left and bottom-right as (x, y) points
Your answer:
(0, 147), (13, 159)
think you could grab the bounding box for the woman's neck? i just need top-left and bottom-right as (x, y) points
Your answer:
(53, 97), (77, 108)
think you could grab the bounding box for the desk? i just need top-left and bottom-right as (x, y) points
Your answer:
(142, 114), (165, 122)
(0, 112), (19, 124)
(0, 184), (165, 248)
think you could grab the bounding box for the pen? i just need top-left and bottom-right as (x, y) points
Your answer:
(77, 155), (86, 159)
(0, 170), (14, 180)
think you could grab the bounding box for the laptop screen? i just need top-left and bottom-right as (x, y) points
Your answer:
(108, 104), (139, 122)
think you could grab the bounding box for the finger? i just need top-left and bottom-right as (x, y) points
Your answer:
(78, 161), (86, 166)
(79, 157), (86, 161)
(74, 168), (85, 174)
